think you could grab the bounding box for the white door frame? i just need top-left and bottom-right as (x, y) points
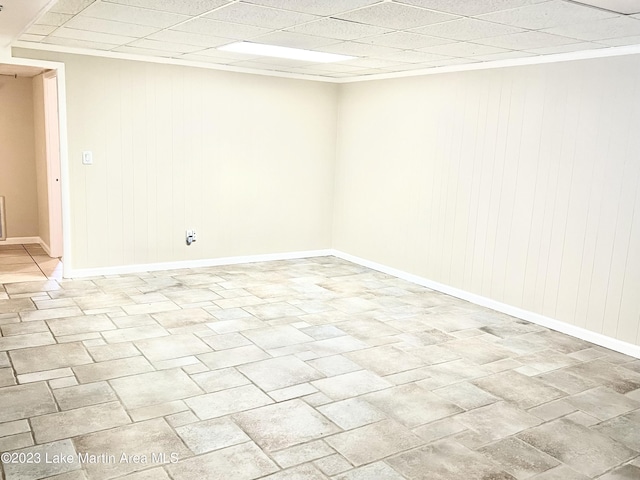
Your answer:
(4, 56), (71, 277)
(42, 69), (63, 258)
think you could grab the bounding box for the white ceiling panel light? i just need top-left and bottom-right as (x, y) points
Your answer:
(218, 42), (355, 63)
(569, 0), (640, 14)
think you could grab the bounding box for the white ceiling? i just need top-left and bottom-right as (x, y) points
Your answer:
(11, 0), (640, 78)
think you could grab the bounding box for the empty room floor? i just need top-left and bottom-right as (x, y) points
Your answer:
(0, 256), (639, 480)
(0, 244), (62, 284)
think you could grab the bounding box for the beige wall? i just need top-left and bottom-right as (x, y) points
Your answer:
(334, 55), (640, 347)
(16, 51), (338, 269)
(0, 75), (39, 238)
(32, 73), (50, 249)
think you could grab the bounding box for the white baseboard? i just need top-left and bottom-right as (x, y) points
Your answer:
(66, 249), (334, 278)
(0, 236), (41, 245)
(39, 240), (52, 256)
(331, 249), (640, 359)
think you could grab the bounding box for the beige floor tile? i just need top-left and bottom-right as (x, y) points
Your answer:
(198, 345), (270, 370)
(456, 402), (541, 443)
(261, 463), (329, 480)
(190, 367), (250, 393)
(2, 440), (81, 479)
(325, 419), (423, 466)
(234, 399), (340, 451)
(311, 370), (392, 400)
(364, 384), (463, 428)
(20, 307), (83, 322)
(388, 439), (513, 480)
(237, 356), (323, 391)
(31, 401), (131, 443)
(0, 331), (55, 352)
(73, 356), (154, 383)
(75, 418), (192, 479)
(166, 441), (278, 480)
(134, 334), (211, 361)
(270, 440), (335, 469)
(186, 384), (273, 420)
(318, 397), (386, 430)
(1, 320), (50, 336)
(86, 342), (141, 362)
(175, 417), (250, 454)
(46, 314), (117, 337)
(151, 307), (215, 328)
(110, 369), (202, 409)
(0, 367), (16, 387)
(10, 343), (93, 374)
(0, 431), (34, 451)
(101, 324), (169, 344)
(519, 418), (636, 477)
(334, 461), (405, 480)
(53, 381), (118, 410)
(0, 382), (58, 423)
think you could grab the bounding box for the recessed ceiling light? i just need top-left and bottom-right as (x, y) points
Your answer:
(569, 0), (640, 14)
(218, 42), (355, 63)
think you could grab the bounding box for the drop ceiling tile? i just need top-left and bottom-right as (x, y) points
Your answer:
(544, 16), (640, 40)
(334, 2), (458, 30)
(112, 45), (177, 57)
(477, 31), (579, 49)
(477, 0), (618, 30)
(26, 24), (57, 36)
(19, 34), (47, 42)
(319, 41), (401, 57)
(227, 60), (291, 71)
(599, 34), (640, 46)
(36, 12), (73, 27)
(525, 41), (606, 54)
(471, 50), (537, 61)
(429, 56), (478, 66)
(245, 57), (318, 68)
(42, 36), (119, 50)
(346, 68), (389, 75)
(49, 0), (96, 15)
(129, 38), (204, 53)
(380, 49), (454, 63)
(178, 53), (239, 63)
(252, 31), (340, 49)
(412, 18), (524, 41)
(341, 57), (407, 68)
(306, 62), (365, 72)
(380, 62), (436, 71)
(102, 0), (232, 16)
(286, 18), (390, 41)
(173, 18), (271, 39)
(80, 2), (189, 28)
(204, 2), (318, 29)
(418, 41), (509, 57)
(64, 16), (160, 37)
(190, 47), (261, 60)
(240, 0), (382, 16)
(49, 26), (136, 45)
(359, 31), (451, 49)
(394, 0), (548, 16)
(148, 30), (232, 48)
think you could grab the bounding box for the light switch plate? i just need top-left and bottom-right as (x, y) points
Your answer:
(82, 151), (93, 165)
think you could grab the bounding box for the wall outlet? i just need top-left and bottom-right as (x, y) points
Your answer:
(186, 229), (197, 246)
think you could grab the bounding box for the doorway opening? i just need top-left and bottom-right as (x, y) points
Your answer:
(0, 57), (69, 282)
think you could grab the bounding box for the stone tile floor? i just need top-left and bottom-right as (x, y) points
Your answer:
(0, 254), (639, 480)
(0, 244), (62, 284)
